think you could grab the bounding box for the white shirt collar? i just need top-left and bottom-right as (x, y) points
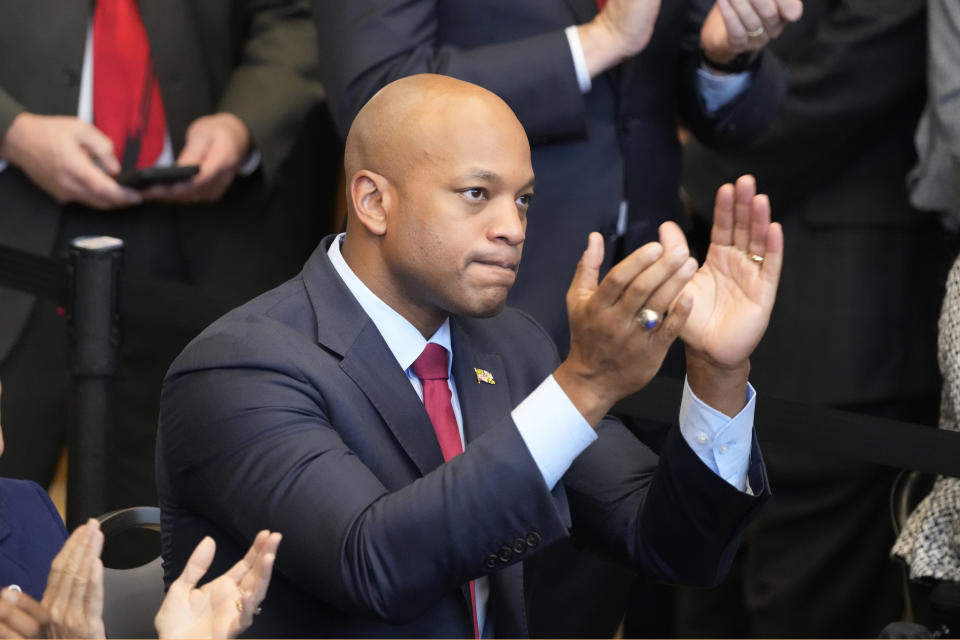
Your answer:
(327, 234), (453, 373)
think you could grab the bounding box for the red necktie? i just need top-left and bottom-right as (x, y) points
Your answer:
(596, 0), (607, 10)
(411, 343), (480, 639)
(93, 0), (167, 170)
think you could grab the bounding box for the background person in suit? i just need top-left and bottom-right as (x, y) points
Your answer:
(156, 73), (784, 638)
(0, 0), (337, 513)
(311, 0), (801, 353)
(673, 0), (959, 635)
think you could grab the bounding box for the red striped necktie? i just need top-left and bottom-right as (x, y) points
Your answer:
(411, 343), (481, 639)
(92, 0), (167, 170)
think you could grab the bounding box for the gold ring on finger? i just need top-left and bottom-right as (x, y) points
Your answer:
(746, 26), (765, 38)
(236, 599), (244, 613)
(749, 253), (765, 264)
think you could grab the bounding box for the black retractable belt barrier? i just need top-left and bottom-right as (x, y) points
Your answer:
(0, 242), (68, 305)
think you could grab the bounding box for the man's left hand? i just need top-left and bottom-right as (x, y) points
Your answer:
(679, 175), (782, 416)
(143, 113), (251, 203)
(681, 175), (782, 369)
(701, 0), (803, 65)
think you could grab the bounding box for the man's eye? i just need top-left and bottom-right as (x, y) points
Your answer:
(462, 187), (487, 201)
(516, 194), (533, 207)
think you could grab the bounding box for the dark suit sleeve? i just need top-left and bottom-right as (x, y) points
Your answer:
(218, 0), (326, 184)
(310, 0), (585, 139)
(675, 0), (788, 150)
(160, 324), (572, 623)
(564, 415), (768, 587)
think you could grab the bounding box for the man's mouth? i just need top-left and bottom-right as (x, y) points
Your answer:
(473, 258), (519, 272)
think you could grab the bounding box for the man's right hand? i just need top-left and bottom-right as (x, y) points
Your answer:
(577, 0), (663, 78)
(554, 223), (697, 426)
(0, 113), (141, 209)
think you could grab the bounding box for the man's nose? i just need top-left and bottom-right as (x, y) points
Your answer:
(489, 198), (525, 245)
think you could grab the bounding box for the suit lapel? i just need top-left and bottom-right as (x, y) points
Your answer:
(303, 239), (445, 477)
(138, 0), (214, 152)
(339, 325), (446, 476)
(451, 320), (513, 446)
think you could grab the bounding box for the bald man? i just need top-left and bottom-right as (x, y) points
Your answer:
(156, 74), (782, 638)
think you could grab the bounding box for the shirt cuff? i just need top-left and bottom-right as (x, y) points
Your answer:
(513, 375), (597, 490)
(564, 26), (593, 94)
(678, 376), (756, 492)
(696, 66), (752, 115)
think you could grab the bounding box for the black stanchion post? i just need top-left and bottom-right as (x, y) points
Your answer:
(66, 236), (124, 530)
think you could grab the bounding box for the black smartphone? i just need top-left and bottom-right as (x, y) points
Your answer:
(115, 165), (199, 188)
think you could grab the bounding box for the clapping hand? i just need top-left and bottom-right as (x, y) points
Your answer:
(42, 519), (106, 639)
(701, 0), (803, 66)
(0, 589), (50, 639)
(0, 520), (105, 640)
(154, 530), (281, 640)
(680, 175), (782, 373)
(556, 224), (698, 426)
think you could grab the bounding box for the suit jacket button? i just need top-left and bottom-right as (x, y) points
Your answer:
(512, 537), (527, 554)
(485, 554), (499, 569)
(525, 531), (542, 547)
(497, 546), (513, 563)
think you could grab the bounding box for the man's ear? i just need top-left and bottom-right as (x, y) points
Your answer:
(350, 170), (392, 236)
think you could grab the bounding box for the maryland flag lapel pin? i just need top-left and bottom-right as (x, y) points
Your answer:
(474, 368), (496, 385)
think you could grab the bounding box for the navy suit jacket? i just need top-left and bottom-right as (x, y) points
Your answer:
(157, 236), (769, 638)
(0, 478), (67, 600)
(311, 0), (787, 349)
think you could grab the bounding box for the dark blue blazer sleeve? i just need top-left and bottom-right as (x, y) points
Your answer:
(675, 0), (788, 151)
(311, 0), (586, 139)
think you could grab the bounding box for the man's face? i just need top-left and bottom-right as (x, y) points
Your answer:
(379, 97), (535, 326)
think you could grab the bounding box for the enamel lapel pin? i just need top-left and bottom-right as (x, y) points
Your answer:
(474, 368), (495, 385)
